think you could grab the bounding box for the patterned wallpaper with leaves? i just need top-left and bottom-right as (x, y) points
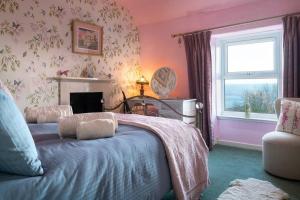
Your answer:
(0, 0), (141, 111)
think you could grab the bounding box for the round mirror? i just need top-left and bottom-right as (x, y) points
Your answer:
(151, 67), (176, 98)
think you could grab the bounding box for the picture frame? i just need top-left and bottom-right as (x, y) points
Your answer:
(72, 20), (103, 56)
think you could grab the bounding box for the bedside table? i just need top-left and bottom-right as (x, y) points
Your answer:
(128, 98), (196, 124)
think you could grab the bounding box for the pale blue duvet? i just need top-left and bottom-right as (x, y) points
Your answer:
(0, 123), (171, 200)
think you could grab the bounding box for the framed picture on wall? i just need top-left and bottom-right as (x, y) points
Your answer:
(72, 20), (103, 56)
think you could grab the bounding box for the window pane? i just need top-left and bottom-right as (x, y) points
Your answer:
(224, 79), (278, 114)
(227, 41), (274, 72)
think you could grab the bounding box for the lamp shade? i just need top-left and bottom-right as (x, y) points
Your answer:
(136, 76), (149, 85)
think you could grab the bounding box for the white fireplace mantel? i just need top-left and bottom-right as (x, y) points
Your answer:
(47, 76), (115, 83)
(47, 76), (115, 105)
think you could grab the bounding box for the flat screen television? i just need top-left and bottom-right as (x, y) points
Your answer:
(70, 92), (103, 114)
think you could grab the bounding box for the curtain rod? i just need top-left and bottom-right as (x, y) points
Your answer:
(171, 11), (300, 38)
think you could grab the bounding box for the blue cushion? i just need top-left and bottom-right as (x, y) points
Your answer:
(0, 91), (43, 176)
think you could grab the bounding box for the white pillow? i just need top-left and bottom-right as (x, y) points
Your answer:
(275, 100), (297, 133)
(24, 106), (40, 123)
(25, 105), (73, 123)
(37, 110), (62, 123)
(76, 119), (115, 140)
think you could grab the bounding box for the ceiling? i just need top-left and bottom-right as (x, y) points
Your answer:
(118, 0), (260, 26)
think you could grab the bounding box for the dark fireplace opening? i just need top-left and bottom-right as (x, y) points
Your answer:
(70, 92), (103, 114)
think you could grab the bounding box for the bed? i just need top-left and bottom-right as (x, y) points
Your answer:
(0, 123), (172, 199)
(0, 79), (209, 199)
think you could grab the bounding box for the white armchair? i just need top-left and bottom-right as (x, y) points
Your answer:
(262, 98), (300, 180)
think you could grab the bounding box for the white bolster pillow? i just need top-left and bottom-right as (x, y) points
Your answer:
(25, 105), (73, 123)
(59, 112), (118, 138)
(37, 110), (61, 123)
(76, 119), (115, 140)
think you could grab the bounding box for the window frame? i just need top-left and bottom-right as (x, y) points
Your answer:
(216, 30), (282, 120)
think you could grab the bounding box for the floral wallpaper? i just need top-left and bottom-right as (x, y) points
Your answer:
(0, 0), (141, 111)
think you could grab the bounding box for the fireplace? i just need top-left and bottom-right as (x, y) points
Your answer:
(70, 92), (103, 114)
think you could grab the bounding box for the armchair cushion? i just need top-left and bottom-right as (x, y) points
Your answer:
(275, 100), (296, 133)
(292, 102), (300, 136)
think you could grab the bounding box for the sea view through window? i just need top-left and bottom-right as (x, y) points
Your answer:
(215, 29), (282, 119)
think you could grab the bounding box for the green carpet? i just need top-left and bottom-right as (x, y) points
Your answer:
(201, 145), (300, 200)
(163, 144), (300, 200)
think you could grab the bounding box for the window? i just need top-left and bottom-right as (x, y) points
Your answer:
(215, 30), (282, 120)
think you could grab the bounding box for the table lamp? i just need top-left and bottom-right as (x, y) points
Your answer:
(136, 75), (149, 96)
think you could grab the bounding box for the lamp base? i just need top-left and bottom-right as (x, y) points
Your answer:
(139, 89), (144, 96)
(139, 84), (145, 96)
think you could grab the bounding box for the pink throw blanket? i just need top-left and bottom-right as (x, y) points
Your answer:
(116, 114), (209, 200)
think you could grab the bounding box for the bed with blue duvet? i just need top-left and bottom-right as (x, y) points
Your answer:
(0, 123), (172, 200)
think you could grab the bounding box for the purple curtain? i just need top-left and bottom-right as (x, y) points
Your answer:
(183, 31), (212, 150)
(283, 15), (300, 97)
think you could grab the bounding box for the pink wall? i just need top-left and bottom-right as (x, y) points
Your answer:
(138, 0), (300, 146)
(213, 119), (276, 146)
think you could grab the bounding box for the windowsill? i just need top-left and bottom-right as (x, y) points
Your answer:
(217, 115), (277, 124)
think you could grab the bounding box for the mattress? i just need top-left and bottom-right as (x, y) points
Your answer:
(0, 123), (171, 200)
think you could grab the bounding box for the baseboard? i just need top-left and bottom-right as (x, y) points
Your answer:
(216, 139), (262, 151)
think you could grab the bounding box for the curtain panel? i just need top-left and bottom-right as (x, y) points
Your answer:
(283, 15), (300, 97)
(183, 31), (213, 150)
